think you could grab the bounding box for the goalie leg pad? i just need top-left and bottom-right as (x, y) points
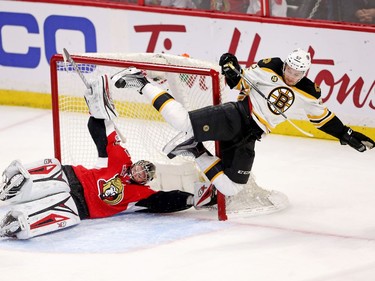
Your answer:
(1, 159), (70, 204)
(3, 192), (81, 239)
(85, 74), (118, 120)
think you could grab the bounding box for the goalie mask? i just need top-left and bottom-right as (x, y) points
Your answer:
(129, 160), (156, 185)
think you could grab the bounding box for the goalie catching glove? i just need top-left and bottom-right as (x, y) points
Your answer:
(84, 75), (118, 120)
(340, 127), (375, 152)
(219, 53), (242, 88)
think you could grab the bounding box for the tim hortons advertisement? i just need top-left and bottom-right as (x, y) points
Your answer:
(0, 1), (374, 127)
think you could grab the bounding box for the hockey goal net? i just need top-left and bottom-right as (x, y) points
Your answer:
(50, 52), (288, 220)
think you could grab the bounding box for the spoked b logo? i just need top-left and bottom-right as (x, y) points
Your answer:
(267, 87), (295, 115)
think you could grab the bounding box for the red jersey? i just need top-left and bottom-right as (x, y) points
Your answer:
(72, 131), (157, 218)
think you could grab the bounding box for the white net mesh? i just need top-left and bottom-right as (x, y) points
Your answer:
(225, 173), (289, 216)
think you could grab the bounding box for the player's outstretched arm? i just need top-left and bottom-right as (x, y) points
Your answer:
(340, 127), (374, 152)
(317, 116), (374, 152)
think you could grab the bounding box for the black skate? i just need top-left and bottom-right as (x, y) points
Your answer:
(0, 173), (26, 201)
(163, 134), (210, 159)
(0, 211), (22, 238)
(111, 67), (149, 91)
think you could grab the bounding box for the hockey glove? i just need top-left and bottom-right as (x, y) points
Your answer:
(340, 127), (375, 152)
(219, 53), (241, 88)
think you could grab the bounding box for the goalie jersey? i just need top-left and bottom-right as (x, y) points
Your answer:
(72, 128), (157, 219)
(234, 58), (346, 139)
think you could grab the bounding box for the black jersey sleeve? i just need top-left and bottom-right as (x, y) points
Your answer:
(87, 117), (108, 158)
(257, 57), (284, 76)
(318, 116), (347, 139)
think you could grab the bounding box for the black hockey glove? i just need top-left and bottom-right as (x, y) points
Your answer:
(219, 53), (241, 88)
(340, 127), (375, 152)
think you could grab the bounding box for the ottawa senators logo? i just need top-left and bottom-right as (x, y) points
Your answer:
(98, 176), (124, 205)
(267, 87), (295, 115)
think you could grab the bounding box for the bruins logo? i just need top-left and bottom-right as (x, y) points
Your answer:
(267, 87), (295, 115)
(98, 176), (124, 205)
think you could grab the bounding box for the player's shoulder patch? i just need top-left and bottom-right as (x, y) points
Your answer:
(257, 57), (283, 76)
(296, 78), (321, 99)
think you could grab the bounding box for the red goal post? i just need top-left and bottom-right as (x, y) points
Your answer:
(50, 52), (228, 220)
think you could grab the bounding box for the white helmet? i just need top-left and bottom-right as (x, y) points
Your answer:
(285, 49), (311, 72)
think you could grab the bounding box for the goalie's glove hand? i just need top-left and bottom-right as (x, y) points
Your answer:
(340, 127), (375, 152)
(219, 53), (241, 88)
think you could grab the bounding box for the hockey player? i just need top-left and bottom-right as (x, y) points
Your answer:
(0, 75), (196, 240)
(108, 48), (374, 198)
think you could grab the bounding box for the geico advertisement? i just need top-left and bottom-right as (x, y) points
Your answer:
(0, 1), (374, 126)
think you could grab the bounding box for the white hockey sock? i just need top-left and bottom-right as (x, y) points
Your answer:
(142, 83), (194, 135)
(196, 153), (243, 196)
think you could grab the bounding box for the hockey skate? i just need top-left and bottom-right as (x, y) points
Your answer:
(0, 211), (24, 238)
(163, 134), (210, 159)
(0, 173), (26, 201)
(194, 183), (217, 210)
(111, 67), (149, 91)
(0, 160), (30, 201)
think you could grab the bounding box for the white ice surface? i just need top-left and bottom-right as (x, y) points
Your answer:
(0, 106), (375, 281)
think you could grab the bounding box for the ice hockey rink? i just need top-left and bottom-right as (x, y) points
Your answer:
(0, 105), (375, 281)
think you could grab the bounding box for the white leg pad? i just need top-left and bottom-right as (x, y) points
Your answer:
(11, 192), (80, 239)
(2, 160), (30, 181)
(5, 158), (70, 204)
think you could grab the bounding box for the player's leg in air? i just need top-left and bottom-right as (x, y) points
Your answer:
(108, 67), (246, 196)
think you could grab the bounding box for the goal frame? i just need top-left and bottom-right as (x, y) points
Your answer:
(50, 53), (228, 221)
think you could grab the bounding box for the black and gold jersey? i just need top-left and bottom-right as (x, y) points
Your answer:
(233, 57), (345, 138)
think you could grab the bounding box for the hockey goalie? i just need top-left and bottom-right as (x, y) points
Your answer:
(0, 73), (218, 239)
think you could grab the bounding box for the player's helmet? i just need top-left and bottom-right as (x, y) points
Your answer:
(130, 160), (156, 184)
(285, 49), (311, 73)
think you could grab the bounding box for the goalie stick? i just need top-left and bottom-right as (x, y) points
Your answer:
(62, 48), (126, 142)
(62, 48), (91, 89)
(224, 62), (314, 138)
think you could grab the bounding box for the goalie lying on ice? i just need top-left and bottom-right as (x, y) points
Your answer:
(0, 77), (215, 240)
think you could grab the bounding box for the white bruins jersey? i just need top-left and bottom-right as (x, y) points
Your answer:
(233, 57), (339, 135)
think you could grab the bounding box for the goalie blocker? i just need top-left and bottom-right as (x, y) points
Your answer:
(84, 74), (118, 120)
